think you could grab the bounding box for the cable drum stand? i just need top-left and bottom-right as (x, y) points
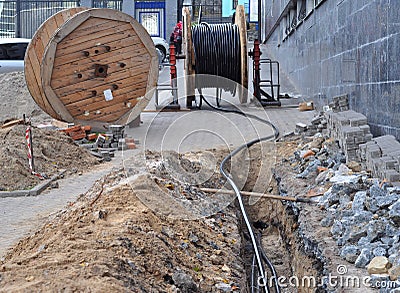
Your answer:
(182, 6), (282, 293)
(249, 39), (281, 107)
(155, 44), (180, 110)
(183, 5), (248, 108)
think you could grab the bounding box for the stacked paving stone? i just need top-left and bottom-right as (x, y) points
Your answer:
(326, 110), (373, 162)
(80, 125), (137, 161)
(329, 94), (349, 112)
(359, 135), (400, 182)
(295, 113), (328, 136)
(95, 125), (125, 149)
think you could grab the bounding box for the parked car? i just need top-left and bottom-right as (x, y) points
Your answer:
(0, 38), (30, 74)
(151, 37), (169, 62)
(0, 37), (168, 74)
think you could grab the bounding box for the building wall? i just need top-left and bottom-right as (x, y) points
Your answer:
(262, 0), (400, 139)
(165, 0), (178, 38)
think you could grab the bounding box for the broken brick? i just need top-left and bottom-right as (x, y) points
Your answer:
(61, 125), (81, 135)
(81, 125), (92, 132)
(126, 142), (136, 149)
(87, 133), (98, 141)
(125, 137), (135, 144)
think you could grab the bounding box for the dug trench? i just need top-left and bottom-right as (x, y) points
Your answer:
(240, 137), (376, 293)
(238, 139), (324, 293)
(0, 137), (370, 292)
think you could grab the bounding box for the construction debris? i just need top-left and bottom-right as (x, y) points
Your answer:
(326, 110), (372, 162)
(0, 125), (98, 191)
(1, 119), (24, 129)
(298, 101), (314, 111)
(59, 124), (137, 161)
(330, 94), (350, 112)
(359, 135), (400, 182)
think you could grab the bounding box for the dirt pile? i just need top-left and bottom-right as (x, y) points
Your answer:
(0, 162), (246, 292)
(0, 124), (99, 191)
(0, 72), (50, 124)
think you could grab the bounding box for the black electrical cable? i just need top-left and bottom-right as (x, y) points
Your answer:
(197, 94), (280, 292)
(190, 19), (281, 292)
(191, 23), (241, 94)
(251, 254), (260, 293)
(256, 233), (281, 293)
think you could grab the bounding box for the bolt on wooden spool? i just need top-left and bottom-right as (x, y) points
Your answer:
(24, 8), (159, 127)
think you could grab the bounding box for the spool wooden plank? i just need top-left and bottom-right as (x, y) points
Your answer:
(52, 36), (144, 67)
(183, 7), (196, 108)
(61, 75), (148, 107)
(51, 55), (149, 90)
(52, 63), (149, 97)
(235, 5), (248, 104)
(26, 47), (58, 118)
(24, 8), (86, 120)
(65, 86), (147, 117)
(73, 97), (141, 121)
(56, 23), (136, 55)
(25, 8), (158, 125)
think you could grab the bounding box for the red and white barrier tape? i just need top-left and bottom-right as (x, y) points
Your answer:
(25, 125), (44, 179)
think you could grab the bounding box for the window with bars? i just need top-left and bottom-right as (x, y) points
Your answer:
(274, 0), (327, 44)
(298, 0), (307, 21)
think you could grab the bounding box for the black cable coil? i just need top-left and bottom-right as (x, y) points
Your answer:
(191, 23), (241, 94)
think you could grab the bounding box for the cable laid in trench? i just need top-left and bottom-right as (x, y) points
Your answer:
(199, 95), (280, 292)
(190, 19), (280, 291)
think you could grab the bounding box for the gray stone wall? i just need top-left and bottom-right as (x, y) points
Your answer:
(263, 0), (400, 140)
(165, 0), (178, 39)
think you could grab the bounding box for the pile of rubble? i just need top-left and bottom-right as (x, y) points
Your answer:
(62, 124), (137, 162)
(290, 109), (400, 290)
(0, 124), (99, 191)
(0, 160), (245, 291)
(319, 173), (400, 273)
(296, 107), (399, 184)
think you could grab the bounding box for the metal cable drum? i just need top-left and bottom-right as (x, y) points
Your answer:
(183, 5), (248, 104)
(24, 8), (159, 127)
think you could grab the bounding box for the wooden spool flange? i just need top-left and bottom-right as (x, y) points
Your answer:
(235, 5), (248, 104)
(25, 8), (159, 126)
(183, 5), (248, 107)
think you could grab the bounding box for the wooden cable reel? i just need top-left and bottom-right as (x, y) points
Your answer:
(24, 8), (159, 126)
(183, 5), (248, 107)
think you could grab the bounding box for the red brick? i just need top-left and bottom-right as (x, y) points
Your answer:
(61, 125), (81, 134)
(87, 133), (98, 141)
(81, 125), (92, 132)
(126, 142), (136, 149)
(70, 130), (86, 140)
(125, 137), (135, 144)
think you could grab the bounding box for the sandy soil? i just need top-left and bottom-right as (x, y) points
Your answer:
(0, 72), (50, 125)
(0, 150), (247, 292)
(0, 124), (99, 191)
